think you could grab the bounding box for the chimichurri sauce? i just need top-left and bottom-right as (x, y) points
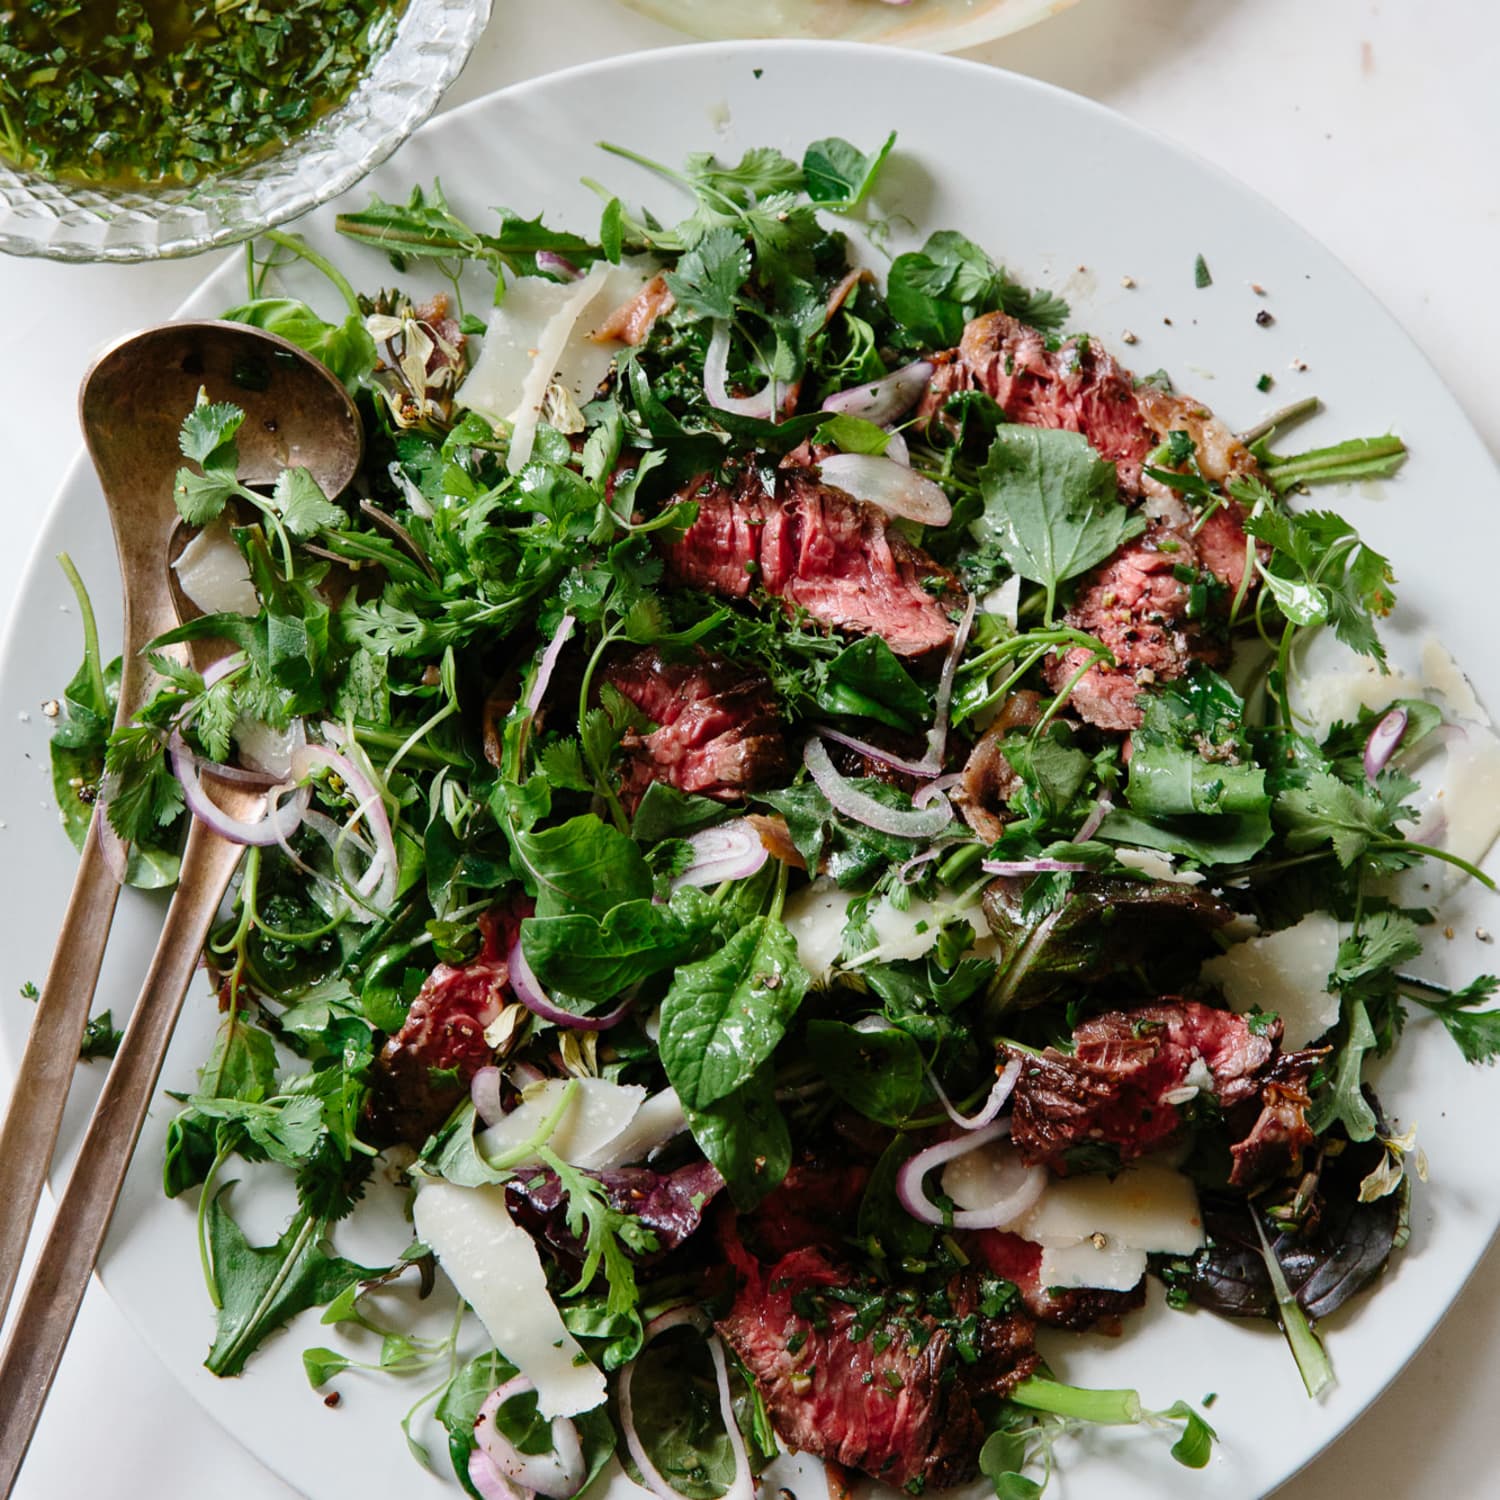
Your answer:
(0, 0), (407, 187)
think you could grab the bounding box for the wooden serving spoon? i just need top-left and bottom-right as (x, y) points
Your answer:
(0, 321), (361, 1496)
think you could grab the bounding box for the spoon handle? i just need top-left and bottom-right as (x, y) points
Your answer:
(0, 822), (121, 1329)
(0, 819), (244, 1498)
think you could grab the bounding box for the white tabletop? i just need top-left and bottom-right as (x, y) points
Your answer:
(3, 1), (1498, 1496)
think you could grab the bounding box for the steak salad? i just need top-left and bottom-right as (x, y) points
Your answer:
(49, 135), (1500, 1498)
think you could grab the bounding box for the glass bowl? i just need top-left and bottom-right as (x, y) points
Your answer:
(0, 0), (492, 263)
(616, 0), (1077, 52)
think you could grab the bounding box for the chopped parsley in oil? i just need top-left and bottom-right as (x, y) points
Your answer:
(0, 0), (407, 186)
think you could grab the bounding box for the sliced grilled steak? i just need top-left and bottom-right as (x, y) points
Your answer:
(921, 311), (1155, 495)
(1042, 521), (1229, 731)
(1002, 1000), (1321, 1188)
(966, 1229), (1147, 1332)
(717, 1239), (1038, 1489)
(605, 646), (788, 810)
(368, 907), (522, 1147)
(662, 466), (964, 659)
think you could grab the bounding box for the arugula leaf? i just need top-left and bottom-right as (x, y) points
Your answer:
(658, 917), (810, 1110)
(974, 426), (1145, 621)
(663, 226), (752, 321)
(802, 132), (896, 210)
(203, 1193), (382, 1375)
(1311, 998), (1379, 1142)
(1126, 674), (1268, 819)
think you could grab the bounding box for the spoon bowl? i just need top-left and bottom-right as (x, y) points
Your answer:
(0, 320), (362, 1494)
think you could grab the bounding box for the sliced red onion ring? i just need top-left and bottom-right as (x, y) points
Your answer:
(884, 429), (911, 467)
(895, 1121), (1045, 1229)
(923, 590), (977, 774)
(928, 1056), (1024, 1132)
(1073, 794), (1114, 843)
(1364, 706), (1409, 782)
(618, 1308), (755, 1500)
(168, 736), (309, 847)
(912, 772), (962, 810)
(166, 727), (285, 788)
(804, 737), (952, 840)
(812, 725), (936, 780)
(981, 858), (1093, 876)
(820, 360), (933, 425)
(670, 819), (769, 889)
(467, 1449), (518, 1500)
(293, 742), (398, 912)
(200, 652), (245, 689)
(508, 936), (634, 1031)
(818, 452), (952, 527)
(471, 1065), (506, 1127)
(474, 1376), (585, 1499)
(535, 251), (584, 282)
(526, 615), (576, 715)
(705, 322), (777, 421)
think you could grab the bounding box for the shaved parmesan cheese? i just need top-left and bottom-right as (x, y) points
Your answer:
(1200, 911), (1341, 1048)
(981, 573), (1021, 627)
(1421, 639), (1488, 725)
(413, 1180), (605, 1417)
(456, 263), (650, 474)
(173, 517), (258, 617)
(1039, 1240), (1149, 1293)
(783, 878), (854, 980)
(1113, 847), (1205, 886)
(867, 895), (948, 963)
(575, 1087), (686, 1171)
(477, 1077), (645, 1168)
(1288, 633), (1423, 743)
(1012, 1164), (1205, 1257)
(1394, 723), (1500, 897)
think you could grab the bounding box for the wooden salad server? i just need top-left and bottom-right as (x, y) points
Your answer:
(0, 321), (360, 1496)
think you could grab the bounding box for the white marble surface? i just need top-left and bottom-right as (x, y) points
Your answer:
(2, 1), (1497, 1495)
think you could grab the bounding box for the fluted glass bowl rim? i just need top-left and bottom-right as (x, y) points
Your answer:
(0, 0), (492, 263)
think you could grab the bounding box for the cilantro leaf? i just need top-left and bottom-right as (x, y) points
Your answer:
(1273, 768), (1411, 868)
(179, 399), (243, 468)
(173, 466), (237, 525)
(1404, 973), (1500, 1064)
(683, 145), (804, 201)
(974, 425), (1146, 621)
(662, 226), (751, 321)
(1242, 501), (1396, 663)
(272, 467), (346, 538)
(103, 723), (185, 844)
(802, 132), (896, 211)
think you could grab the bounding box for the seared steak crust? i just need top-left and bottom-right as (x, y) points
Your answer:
(1003, 1000), (1321, 1188)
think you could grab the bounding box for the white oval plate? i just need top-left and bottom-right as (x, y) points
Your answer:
(3, 39), (1498, 1500)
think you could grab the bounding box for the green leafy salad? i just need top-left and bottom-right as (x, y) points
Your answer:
(49, 132), (1500, 1500)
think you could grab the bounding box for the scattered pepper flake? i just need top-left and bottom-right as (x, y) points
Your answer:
(1256, 309), (1276, 327)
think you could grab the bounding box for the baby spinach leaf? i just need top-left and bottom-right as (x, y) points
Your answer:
(974, 426), (1144, 622)
(802, 131), (896, 211)
(817, 635), (930, 731)
(659, 917), (810, 1109)
(805, 1019), (926, 1125)
(521, 895), (716, 1002)
(631, 783), (732, 842)
(682, 1062), (790, 1211)
(221, 297), (378, 389)
(513, 813), (653, 919)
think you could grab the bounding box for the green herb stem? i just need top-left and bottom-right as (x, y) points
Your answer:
(264, 230), (364, 319)
(56, 553), (107, 722)
(1009, 1377), (1143, 1426)
(483, 1079), (579, 1172)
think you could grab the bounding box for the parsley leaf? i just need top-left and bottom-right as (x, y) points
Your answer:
(974, 425), (1146, 621)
